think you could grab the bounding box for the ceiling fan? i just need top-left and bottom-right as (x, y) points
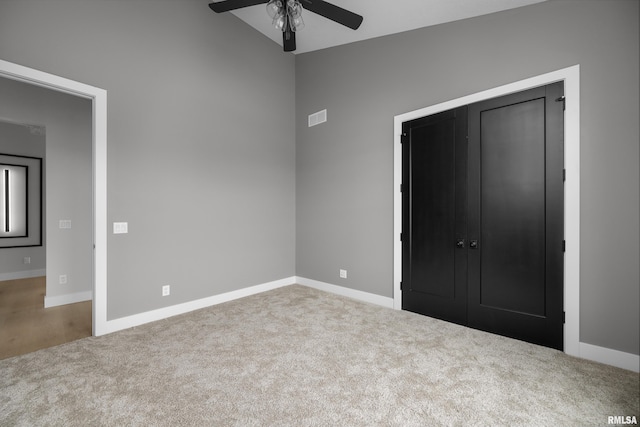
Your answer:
(209, 0), (363, 52)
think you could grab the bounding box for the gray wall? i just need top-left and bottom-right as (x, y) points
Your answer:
(0, 0), (296, 319)
(1, 0), (637, 357)
(0, 77), (93, 299)
(0, 119), (46, 275)
(296, 0), (639, 355)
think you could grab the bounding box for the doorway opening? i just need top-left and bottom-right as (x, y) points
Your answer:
(0, 87), (93, 358)
(393, 65), (580, 356)
(0, 59), (107, 338)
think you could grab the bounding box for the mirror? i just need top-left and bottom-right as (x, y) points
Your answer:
(0, 121), (43, 248)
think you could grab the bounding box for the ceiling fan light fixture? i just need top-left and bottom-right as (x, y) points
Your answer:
(287, 0), (302, 18)
(267, 0), (304, 32)
(286, 0), (304, 31)
(266, 0), (283, 19)
(210, 0), (363, 52)
(273, 12), (287, 32)
(289, 13), (304, 32)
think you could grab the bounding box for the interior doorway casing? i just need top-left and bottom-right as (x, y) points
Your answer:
(0, 59), (108, 337)
(393, 65), (580, 357)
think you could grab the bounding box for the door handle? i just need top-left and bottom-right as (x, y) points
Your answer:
(469, 240), (478, 249)
(456, 239), (465, 249)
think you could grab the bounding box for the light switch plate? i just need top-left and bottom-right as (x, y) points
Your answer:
(113, 222), (128, 234)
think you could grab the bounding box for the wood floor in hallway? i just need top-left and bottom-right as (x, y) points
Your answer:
(0, 276), (91, 360)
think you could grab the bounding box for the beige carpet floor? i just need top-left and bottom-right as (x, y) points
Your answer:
(1, 285), (638, 426)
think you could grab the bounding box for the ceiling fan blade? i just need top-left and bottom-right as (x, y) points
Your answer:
(208, 0), (268, 13)
(299, 0), (363, 30)
(283, 30), (296, 52)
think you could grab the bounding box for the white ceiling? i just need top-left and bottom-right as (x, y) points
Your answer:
(223, 0), (547, 54)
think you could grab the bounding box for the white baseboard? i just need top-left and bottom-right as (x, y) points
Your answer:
(96, 274), (638, 373)
(295, 276), (395, 309)
(100, 276), (296, 335)
(579, 342), (639, 373)
(100, 276), (395, 336)
(0, 269), (46, 282)
(293, 278), (639, 373)
(45, 290), (92, 308)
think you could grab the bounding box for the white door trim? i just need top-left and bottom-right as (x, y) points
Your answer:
(0, 59), (109, 336)
(393, 65), (580, 357)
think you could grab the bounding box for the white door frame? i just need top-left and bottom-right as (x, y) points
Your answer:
(0, 59), (108, 337)
(393, 65), (580, 357)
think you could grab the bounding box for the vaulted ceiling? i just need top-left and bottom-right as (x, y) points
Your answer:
(216, 0), (547, 54)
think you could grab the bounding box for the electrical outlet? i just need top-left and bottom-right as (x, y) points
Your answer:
(162, 285), (170, 297)
(23, 257), (31, 264)
(59, 274), (67, 285)
(339, 269), (347, 279)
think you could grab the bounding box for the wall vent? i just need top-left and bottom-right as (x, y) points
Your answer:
(308, 109), (327, 127)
